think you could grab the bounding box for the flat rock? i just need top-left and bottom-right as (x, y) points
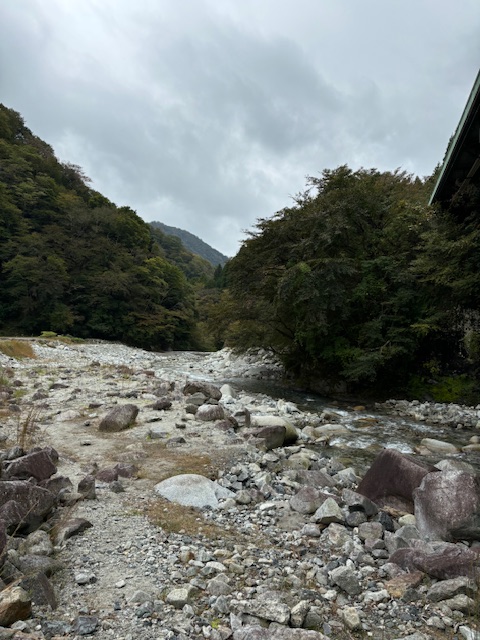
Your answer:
(154, 473), (234, 508)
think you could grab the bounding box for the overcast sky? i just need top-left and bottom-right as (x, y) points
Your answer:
(1, 1), (479, 257)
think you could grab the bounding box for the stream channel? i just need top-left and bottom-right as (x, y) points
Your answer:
(223, 376), (480, 477)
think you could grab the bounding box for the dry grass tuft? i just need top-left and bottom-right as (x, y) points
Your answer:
(0, 340), (36, 359)
(137, 444), (217, 483)
(116, 364), (134, 376)
(146, 497), (234, 539)
(16, 405), (43, 449)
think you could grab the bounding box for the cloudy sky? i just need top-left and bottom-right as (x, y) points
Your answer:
(1, 1), (479, 257)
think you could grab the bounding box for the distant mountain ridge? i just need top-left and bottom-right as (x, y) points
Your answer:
(150, 221), (229, 266)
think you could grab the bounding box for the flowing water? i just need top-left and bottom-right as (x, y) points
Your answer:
(225, 377), (480, 475)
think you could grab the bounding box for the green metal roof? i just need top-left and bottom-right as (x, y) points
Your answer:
(430, 69), (480, 207)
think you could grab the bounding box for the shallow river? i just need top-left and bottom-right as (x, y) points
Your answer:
(224, 376), (480, 476)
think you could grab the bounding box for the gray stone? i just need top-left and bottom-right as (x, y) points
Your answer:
(323, 523), (351, 546)
(290, 487), (325, 514)
(233, 627), (326, 640)
(290, 600), (309, 628)
(54, 517), (93, 544)
(166, 585), (196, 608)
(19, 571), (56, 609)
(295, 469), (336, 488)
(442, 594), (475, 612)
(206, 576), (232, 596)
(78, 474), (96, 500)
(313, 497), (344, 524)
(459, 626), (480, 640)
(72, 615), (99, 635)
(301, 523), (322, 537)
(248, 425), (286, 451)
(329, 565), (362, 596)
(358, 521), (383, 541)
(98, 404), (139, 432)
(154, 474), (234, 508)
(18, 530), (53, 556)
(420, 437), (459, 454)
(341, 606), (361, 630)
(251, 416), (298, 444)
(346, 510), (367, 527)
(342, 488), (379, 516)
(240, 595), (290, 624)
(196, 404), (225, 421)
(414, 470), (480, 541)
(426, 576), (477, 602)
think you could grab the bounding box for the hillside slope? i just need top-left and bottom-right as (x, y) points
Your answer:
(0, 104), (204, 350)
(150, 221), (229, 266)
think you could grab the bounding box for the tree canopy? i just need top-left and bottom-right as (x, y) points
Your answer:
(221, 165), (476, 395)
(0, 104), (210, 350)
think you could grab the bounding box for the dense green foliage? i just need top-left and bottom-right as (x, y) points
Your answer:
(0, 104), (207, 350)
(150, 221), (229, 266)
(219, 166), (480, 397)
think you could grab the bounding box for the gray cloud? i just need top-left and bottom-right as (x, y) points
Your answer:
(1, 0), (479, 256)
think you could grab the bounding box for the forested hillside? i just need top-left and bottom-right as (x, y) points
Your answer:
(0, 104), (210, 350)
(212, 166), (480, 399)
(150, 221), (229, 266)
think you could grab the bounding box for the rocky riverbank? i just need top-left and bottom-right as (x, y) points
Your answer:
(0, 340), (479, 640)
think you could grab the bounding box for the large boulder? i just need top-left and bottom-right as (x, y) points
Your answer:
(356, 448), (437, 512)
(247, 425), (286, 451)
(154, 474), (234, 509)
(98, 404), (139, 432)
(414, 470), (480, 541)
(183, 381), (222, 401)
(251, 416), (299, 444)
(196, 404), (225, 421)
(390, 542), (480, 579)
(5, 449), (57, 481)
(0, 481), (55, 530)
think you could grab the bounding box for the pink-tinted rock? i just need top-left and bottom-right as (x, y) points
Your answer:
(96, 468), (119, 483)
(357, 448), (437, 513)
(151, 398), (172, 411)
(39, 475), (74, 496)
(78, 475), (96, 500)
(114, 463), (138, 478)
(5, 450), (57, 481)
(390, 543), (480, 579)
(0, 481), (55, 530)
(414, 470), (480, 541)
(20, 571), (57, 609)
